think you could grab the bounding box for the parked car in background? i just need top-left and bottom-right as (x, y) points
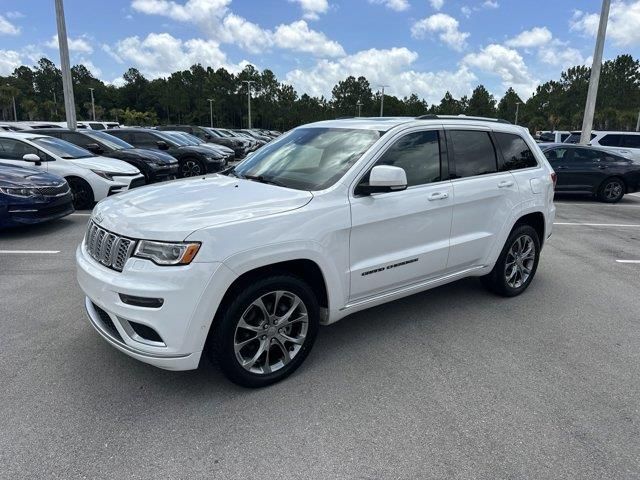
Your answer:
(109, 128), (227, 177)
(214, 128), (261, 153)
(564, 131), (597, 144)
(234, 130), (268, 147)
(239, 129), (272, 143)
(35, 128), (179, 183)
(540, 143), (640, 202)
(537, 131), (570, 143)
(157, 125), (249, 158)
(0, 132), (144, 209)
(162, 131), (235, 163)
(204, 127), (254, 157)
(77, 116), (555, 387)
(83, 121), (121, 130)
(0, 162), (74, 228)
(584, 131), (640, 161)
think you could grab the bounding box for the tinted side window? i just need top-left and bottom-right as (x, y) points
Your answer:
(375, 130), (441, 186)
(110, 131), (132, 143)
(60, 132), (89, 147)
(133, 132), (157, 147)
(89, 123), (105, 130)
(599, 134), (622, 147)
(621, 135), (640, 148)
(543, 148), (568, 162)
(449, 130), (497, 178)
(572, 148), (601, 162)
(0, 138), (40, 160)
(494, 132), (537, 171)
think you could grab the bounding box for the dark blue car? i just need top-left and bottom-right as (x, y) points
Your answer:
(0, 162), (74, 228)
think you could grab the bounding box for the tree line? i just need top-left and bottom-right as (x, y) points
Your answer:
(0, 54), (638, 132)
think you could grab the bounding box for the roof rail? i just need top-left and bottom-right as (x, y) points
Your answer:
(416, 114), (511, 124)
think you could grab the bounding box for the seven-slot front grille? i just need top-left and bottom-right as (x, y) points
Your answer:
(85, 220), (136, 272)
(36, 183), (70, 196)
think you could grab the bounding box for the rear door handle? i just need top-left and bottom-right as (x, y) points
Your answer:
(497, 180), (514, 188)
(428, 192), (449, 201)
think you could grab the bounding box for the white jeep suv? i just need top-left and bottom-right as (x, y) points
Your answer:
(77, 116), (556, 387)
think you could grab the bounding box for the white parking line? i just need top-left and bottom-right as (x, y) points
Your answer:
(616, 260), (640, 264)
(555, 202), (640, 207)
(0, 250), (60, 254)
(554, 222), (640, 227)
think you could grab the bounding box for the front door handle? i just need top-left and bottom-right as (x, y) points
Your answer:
(497, 180), (514, 188)
(428, 192), (449, 201)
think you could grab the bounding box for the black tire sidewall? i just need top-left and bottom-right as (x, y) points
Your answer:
(212, 274), (320, 388)
(67, 177), (94, 210)
(598, 178), (625, 203)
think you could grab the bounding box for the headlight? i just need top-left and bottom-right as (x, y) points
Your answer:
(0, 186), (37, 197)
(91, 170), (121, 181)
(133, 240), (201, 265)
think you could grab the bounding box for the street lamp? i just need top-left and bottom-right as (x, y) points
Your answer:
(356, 100), (363, 117)
(377, 85), (390, 117)
(89, 87), (96, 121)
(515, 101), (520, 125)
(55, 0), (77, 130)
(207, 98), (214, 127)
(242, 80), (255, 129)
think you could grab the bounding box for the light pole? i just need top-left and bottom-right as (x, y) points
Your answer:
(55, 0), (77, 130)
(356, 100), (363, 117)
(378, 85), (390, 117)
(580, 0), (611, 144)
(242, 80), (255, 129)
(208, 98), (214, 127)
(89, 87), (96, 121)
(514, 101), (520, 125)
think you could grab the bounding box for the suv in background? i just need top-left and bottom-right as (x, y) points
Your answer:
(77, 116), (555, 387)
(588, 131), (640, 161)
(108, 128), (227, 177)
(34, 128), (179, 183)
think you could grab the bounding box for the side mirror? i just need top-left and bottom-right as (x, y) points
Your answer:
(356, 165), (407, 195)
(156, 140), (169, 150)
(204, 133), (212, 139)
(23, 153), (42, 166)
(85, 143), (104, 154)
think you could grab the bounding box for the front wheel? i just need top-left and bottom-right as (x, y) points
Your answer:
(598, 177), (625, 203)
(179, 158), (205, 178)
(208, 275), (320, 387)
(481, 225), (541, 297)
(66, 177), (94, 210)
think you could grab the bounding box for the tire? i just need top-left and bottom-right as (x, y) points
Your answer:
(597, 177), (625, 203)
(208, 274), (320, 388)
(480, 224), (541, 297)
(179, 157), (205, 178)
(66, 177), (94, 210)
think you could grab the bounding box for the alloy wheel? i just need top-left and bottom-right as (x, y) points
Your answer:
(181, 160), (202, 177)
(234, 290), (308, 375)
(504, 234), (536, 289)
(603, 180), (623, 201)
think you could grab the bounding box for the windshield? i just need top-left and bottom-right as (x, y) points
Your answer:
(31, 136), (93, 159)
(155, 131), (185, 146)
(218, 129), (236, 138)
(203, 128), (222, 138)
(179, 133), (204, 145)
(84, 131), (133, 150)
(233, 127), (380, 191)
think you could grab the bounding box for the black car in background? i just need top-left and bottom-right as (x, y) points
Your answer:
(540, 143), (640, 203)
(161, 131), (235, 164)
(109, 128), (227, 177)
(34, 129), (179, 183)
(157, 125), (249, 158)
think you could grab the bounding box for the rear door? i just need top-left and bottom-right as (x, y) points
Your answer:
(446, 128), (520, 270)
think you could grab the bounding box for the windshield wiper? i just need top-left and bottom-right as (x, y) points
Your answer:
(242, 174), (287, 187)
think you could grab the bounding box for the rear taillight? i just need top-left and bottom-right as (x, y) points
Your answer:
(550, 172), (557, 189)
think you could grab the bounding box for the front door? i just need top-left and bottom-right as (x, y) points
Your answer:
(349, 129), (453, 301)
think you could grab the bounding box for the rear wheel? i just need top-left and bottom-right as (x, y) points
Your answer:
(598, 177), (625, 203)
(481, 224), (541, 297)
(179, 158), (205, 178)
(66, 177), (94, 210)
(208, 275), (319, 388)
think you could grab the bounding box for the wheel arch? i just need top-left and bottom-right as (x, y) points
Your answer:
(598, 175), (627, 193)
(513, 211), (545, 247)
(65, 175), (95, 203)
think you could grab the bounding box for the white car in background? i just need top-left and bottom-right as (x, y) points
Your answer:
(0, 132), (144, 209)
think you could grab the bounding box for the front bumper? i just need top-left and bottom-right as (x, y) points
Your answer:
(204, 157), (228, 173)
(76, 242), (233, 370)
(149, 163), (179, 183)
(2, 193), (74, 227)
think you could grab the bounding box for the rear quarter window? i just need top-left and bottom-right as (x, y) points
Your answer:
(494, 132), (538, 170)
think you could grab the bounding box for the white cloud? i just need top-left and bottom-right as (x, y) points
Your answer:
(368, 0), (410, 12)
(45, 34), (94, 54)
(538, 41), (586, 68)
(274, 20), (345, 57)
(505, 27), (552, 48)
(430, 0), (444, 9)
(0, 49), (21, 75)
(288, 0), (329, 20)
(462, 43), (538, 97)
(79, 59), (103, 78)
(5, 11), (24, 19)
(483, 0), (499, 8)
(461, 6), (472, 17)
(411, 13), (469, 51)
(571, 0), (640, 47)
(0, 14), (20, 35)
(106, 32), (246, 78)
(285, 47), (476, 104)
(460, 1), (499, 17)
(218, 13), (273, 53)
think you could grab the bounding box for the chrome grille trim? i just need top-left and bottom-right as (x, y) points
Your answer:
(84, 220), (136, 272)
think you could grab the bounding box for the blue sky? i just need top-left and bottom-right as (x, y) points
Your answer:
(1, 0), (639, 103)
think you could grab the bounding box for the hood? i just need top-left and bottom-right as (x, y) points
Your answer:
(177, 145), (223, 157)
(72, 156), (140, 174)
(113, 148), (177, 165)
(92, 174), (313, 241)
(0, 162), (66, 187)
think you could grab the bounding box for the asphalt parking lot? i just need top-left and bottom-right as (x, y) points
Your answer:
(1, 195), (639, 480)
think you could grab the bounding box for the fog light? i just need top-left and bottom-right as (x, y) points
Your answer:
(119, 293), (164, 308)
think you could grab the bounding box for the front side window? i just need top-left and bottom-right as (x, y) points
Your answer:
(372, 130), (441, 186)
(234, 127), (380, 191)
(0, 138), (41, 160)
(494, 132), (537, 171)
(543, 148), (568, 162)
(84, 131), (133, 150)
(449, 130), (497, 178)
